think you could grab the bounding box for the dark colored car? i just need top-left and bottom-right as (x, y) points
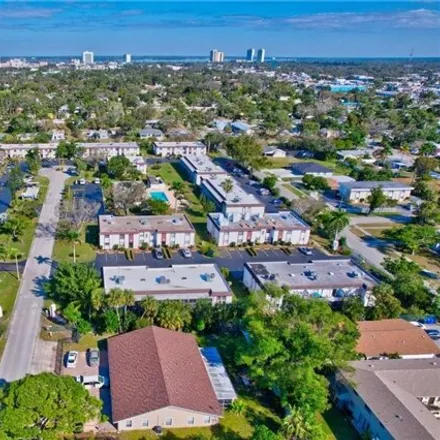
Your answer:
(425, 329), (440, 340)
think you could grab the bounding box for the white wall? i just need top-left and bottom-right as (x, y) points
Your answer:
(100, 231), (195, 249)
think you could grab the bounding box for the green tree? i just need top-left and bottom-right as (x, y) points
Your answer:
(170, 181), (185, 213)
(100, 173), (112, 191)
(145, 198), (169, 215)
(7, 165), (24, 198)
(251, 425), (283, 440)
(263, 174), (278, 191)
(139, 296), (159, 325)
(302, 175), (330, 191)
(0, 244), (22, 280)
(1, 216), (29, 242)
(342, 296), (366, 322)
(220, 178), (234, 201)
(199, 194), (216, 214)
(44, 262), (104, 322)
(415, 201), (440, 226)
(106, 288), (135, 333)
(56, 228), (81, 264)
(0, 373), (101, 439)
(414, 156), (437, 177)
(384, 224), (438, 255)
(55, 141), (82, 161)
(25, 148), (41, 175)
(281, 406), (312, 440)
(204, 132), (226, 153)
(367, 186), (388, 213)
(225, 135), (266, 170)
(419, 142), (436, 157)
(107, 155), (131, 180)
(156, 300), (192, 331)
(317, 209), (350, 240)
(367, 283), (402, 320)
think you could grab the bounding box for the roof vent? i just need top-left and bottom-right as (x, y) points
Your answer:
(156, 276), (170, 284)
(113, 275), (125, 285)
(328, 272), (334, 276)
(140, 278), (146, 282)
(204, 272), (216, 282)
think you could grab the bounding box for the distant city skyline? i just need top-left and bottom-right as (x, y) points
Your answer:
(0, 1), (439, 57)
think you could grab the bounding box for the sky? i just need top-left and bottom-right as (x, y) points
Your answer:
(0, 1), (439, 57)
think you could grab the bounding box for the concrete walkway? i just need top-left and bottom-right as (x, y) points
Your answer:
(0, 168), (67, 383)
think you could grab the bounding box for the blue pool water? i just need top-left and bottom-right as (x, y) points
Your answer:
(330, 85), (366, 93)
(150, 191), (169, 202)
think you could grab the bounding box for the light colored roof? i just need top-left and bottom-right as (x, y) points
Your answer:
(0, 142), (139, 150)
(245, 259), (376, 291)
(154, 141), (206, 148)
(339, 359), (440, 440)
(208, 211), (309, 232)
(102, 264), (232, 297)
(201, 176), (263, 207)
(99, 214), (194, 234)
(357, 319), (440, 357)
(180, 155), (227, 176)
(340, 181), (413, 190)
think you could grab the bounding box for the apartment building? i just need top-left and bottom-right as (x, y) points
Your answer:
(200, 176), (265, 217)
(339, 181), (413, 203)
(243, 259), (376, 306)
(153, 141), (206, 157)
(99, 214), (195, 250)
(180, 155), (228, 185)
(102, 264), (233, 304)
(207, 211), (310, 247)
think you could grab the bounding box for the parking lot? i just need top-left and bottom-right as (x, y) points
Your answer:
(71, 183), (105, 215)
(95, 246), (339, 274)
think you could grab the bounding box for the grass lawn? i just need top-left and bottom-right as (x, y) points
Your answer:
(63, 333), (108, 352)
(52, 223), (98, 264)
(265, 157), (296, 168)
(282, 183), (306, 198)
(320, 407), (360, 440)
(0, 272), (20, 358)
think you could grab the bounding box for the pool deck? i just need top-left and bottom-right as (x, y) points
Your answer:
(146, 187), (177, 208)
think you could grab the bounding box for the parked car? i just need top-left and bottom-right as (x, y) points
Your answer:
(259, 188), (270, 196)
(273, 199), (282, 205)
(79, 178), (86, 185)
(410, 321), (426, 329)
(425, 329), (440, 340)
(94, 178), (100, 184)
(181, 247), (192, 258)
(299, 247), (313, 256)
(66, 351), (78, 368)
(88, 348), (100, 367)
(76, 375), (108, 389)
(154, 247), (164, 260)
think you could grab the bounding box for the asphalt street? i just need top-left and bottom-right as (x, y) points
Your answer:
(0, 168), (68, 383)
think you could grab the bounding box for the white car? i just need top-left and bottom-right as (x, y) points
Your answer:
(76, 375), (108, 389)
(410, 321), (426, 329)
(94, 178), (100, 185)
(259, 188), (270, 196)
(181, 247), (192, 258)
(79, 178), (86, 185)
(66, 351), (79, 368)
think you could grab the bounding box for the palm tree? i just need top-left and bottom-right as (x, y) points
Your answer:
(140, 296), (159, 322)
(106, 288), (135, 333)
(282, 406), (311, 440)
(220, 178), (234, 202)
(420, 142), (436, 157)
(319, 209), (350, 240)
(0, 244), (21, 280)
(57, 229), (81, 263)
(400, 144), (410, 160)
(170, 181), (185, 213)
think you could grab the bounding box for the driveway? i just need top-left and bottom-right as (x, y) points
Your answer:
(0, 168), (68, 383)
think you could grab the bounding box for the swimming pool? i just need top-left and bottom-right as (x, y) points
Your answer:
(150, 191), (169, 203)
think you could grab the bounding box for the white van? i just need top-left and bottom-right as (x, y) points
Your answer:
(76, 375), (107, 389)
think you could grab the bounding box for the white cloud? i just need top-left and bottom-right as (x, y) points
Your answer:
(0, 8), (61, 19)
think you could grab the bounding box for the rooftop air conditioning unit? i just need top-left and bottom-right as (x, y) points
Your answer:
(157, 276), (170, 284)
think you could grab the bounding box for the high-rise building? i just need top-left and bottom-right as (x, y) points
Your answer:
(124, 53), (132, 64)
(82, 51), (94, 65)
(246, 48), (255, 62)
(256, 48), (266, 63)
(210, 49), (224, 63)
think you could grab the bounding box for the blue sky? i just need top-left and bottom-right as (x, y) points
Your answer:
(0, 1), (439, 57)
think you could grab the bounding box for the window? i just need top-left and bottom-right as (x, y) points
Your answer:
(165, 418), (173, 426)
(142, 420), (149, 427)
(125, 420), (133, 427)
(187, 417), (195, 425)
(119, 234), (124, 240)
(204, 416), (211, 424)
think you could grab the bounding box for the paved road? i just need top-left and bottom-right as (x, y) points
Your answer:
(0, 168), (68, 383)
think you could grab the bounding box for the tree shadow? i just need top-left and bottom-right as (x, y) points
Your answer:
(85, 224), (99, 246)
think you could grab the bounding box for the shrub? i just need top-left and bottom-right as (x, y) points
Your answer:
(230, 242), (236, 247)
(220, 267), (230, 279)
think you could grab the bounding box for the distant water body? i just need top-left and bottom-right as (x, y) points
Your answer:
(2, 56), (440, 64)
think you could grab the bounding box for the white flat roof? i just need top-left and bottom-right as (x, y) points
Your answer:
(181, 156), (227, 176)
(202, 176), (263, 207)
(103, 264), (232, 296)
(154, 141), (206, 148)
(0, 142), (139, 150)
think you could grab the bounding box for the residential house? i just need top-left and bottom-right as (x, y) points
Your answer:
(180, 156), (227, 185)
(108, 326), (231, 430)
(201, 176), (265, 217)
(102, 264), (233, 304)
(139, 126), (165, 140)
(207, 211), (310, 247)
(292, 162), (333, 177)
(356, 319), (440, 359)
(231, 121), (252, 134)
(51, 130), (65, 142)
(99, 214), (195, 249)
(339, 181), (413, 203)
(87, 129), (110, 140)
(153, 141), (206, 157)
(262, 146), (286, 158)
(243, 259), (376, 306)
(333, 359), (440, 440)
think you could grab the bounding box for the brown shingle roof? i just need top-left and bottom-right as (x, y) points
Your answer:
(356, 319), (440, 357)
(108, 326), (222, 422)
